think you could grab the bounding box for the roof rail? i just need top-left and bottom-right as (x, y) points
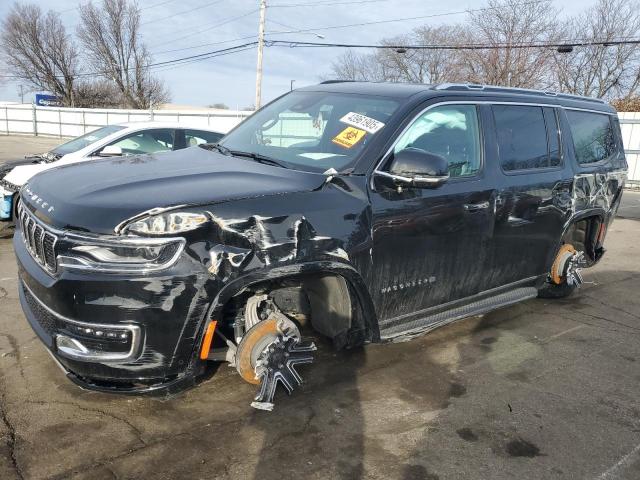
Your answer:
(433, 83), (606, 104)
(319, 80), (357, 84)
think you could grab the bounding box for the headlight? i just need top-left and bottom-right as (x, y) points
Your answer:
(124, 212), (209, 235)
(58, 235), (185, 273)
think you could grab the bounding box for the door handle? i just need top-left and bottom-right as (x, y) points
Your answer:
(464, 201), (490, 212)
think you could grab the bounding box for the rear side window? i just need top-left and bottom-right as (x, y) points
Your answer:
(565, 110), (616, 165)
(493, 105), (558, 171)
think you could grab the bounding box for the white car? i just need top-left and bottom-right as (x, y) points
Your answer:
(0, 122), (223, 236)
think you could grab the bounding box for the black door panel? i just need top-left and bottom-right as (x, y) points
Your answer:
(486, 106), (571, 288)
(369, 103), (496, 323)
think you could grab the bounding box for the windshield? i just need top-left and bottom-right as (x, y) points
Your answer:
(219, 91), (400, 173)
(51, 125), (126, 156)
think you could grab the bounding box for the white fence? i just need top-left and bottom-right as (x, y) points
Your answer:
(618, 114), (640, 185)
(0, 103), (252, 138)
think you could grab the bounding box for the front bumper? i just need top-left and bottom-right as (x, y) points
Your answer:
(15, 231), (216, 395)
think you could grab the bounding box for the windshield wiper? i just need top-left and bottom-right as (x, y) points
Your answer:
(228, 150), (288, 169)
(207, 143), (232, 156)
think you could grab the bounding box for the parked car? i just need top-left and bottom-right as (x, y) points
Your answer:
(14, 82), (627, 410)
(0, 122), (223, 236)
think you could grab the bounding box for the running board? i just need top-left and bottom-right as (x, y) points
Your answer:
(379, 287), (538, 340)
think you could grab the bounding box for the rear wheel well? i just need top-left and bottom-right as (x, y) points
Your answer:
(562, 215), (604, 264)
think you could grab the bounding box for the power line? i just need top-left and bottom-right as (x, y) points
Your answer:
(0, 42), (258, 80)
(150, 8), (259, 48)
(270, 0), (389, 7)
(266, 38), (640, 51)
(4, 34), (640, 82)
(261, 1), (547, 36)
(150, 45), (257, 73)
(153, 34), (259, 55)
(148, 0), (542, 57)
(54, 0), (178, 16)
(140, 0), (179, 11)
(141, 0), (226, 26)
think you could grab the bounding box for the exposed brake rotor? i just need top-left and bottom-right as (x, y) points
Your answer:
(551, 244), (586, 287)
(235, 313), (316, 411)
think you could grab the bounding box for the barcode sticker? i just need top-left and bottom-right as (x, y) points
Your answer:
(339, 112), (385, 134)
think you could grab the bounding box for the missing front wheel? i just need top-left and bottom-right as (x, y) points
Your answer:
(234, 295), (316, 411)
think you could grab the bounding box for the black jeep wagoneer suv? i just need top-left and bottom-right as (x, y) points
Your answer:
(15, 82), (627, 410)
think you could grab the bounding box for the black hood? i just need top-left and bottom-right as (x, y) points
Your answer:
(22, 146), (327, 234)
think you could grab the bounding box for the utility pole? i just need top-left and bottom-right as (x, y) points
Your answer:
(290, 80), (295, 91)
(18, 84), (24, 104)
(255, 0), (267, 110)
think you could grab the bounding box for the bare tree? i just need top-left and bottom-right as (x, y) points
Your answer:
(329, 49), (385, 81)
(377, 26), (468, 83)
(77, 0), (169, 108)
(553, 0), (640, 99)
(1, 3), (79, 106)
(462, 0), (559, 88)
(74, 79), (123, 108)
(612, 95), (640, 111)
(330, 25), (468, 84)
(329, 0), (558, 89)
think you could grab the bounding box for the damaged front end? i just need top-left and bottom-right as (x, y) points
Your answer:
(15, 170), (375, 407)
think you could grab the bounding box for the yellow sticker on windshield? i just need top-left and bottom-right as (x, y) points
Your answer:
(332, 127), (366, 149)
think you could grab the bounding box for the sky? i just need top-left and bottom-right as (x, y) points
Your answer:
(0, 0), (596, 108)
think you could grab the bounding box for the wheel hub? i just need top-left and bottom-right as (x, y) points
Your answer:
(551, 244), (586, 286)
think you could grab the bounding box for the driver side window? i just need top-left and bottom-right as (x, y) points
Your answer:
(105, 128), (175, 155)
(394, 105), (481, 178)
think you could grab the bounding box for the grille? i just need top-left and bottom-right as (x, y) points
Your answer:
(17, 201), (58, 273)
(21, 282), (59, 335)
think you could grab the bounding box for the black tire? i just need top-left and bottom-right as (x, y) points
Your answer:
(537, 280), (577, 299)
(0, 221), (15, 239)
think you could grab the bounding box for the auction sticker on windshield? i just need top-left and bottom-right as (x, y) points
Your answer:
(332, 127), (367, 149)
(340, 112), (385, 134)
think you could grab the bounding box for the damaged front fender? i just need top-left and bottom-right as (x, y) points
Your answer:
(179, 177), (380, 357)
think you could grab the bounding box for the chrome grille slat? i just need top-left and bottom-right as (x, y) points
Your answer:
(34, 225), (45, 259)
(27, 218), (35, 249)
(17, 201), (58, 273)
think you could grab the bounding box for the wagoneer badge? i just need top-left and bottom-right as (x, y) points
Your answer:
(24, 186), (55, 213)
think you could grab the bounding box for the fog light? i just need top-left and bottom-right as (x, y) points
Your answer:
(57, 335), (89, 356)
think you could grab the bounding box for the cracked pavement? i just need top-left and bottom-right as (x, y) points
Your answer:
(0, 140), (639, 479)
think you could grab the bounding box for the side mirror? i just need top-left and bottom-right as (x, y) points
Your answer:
(98, 145), (123, 157)
(376, 148), (449, 190)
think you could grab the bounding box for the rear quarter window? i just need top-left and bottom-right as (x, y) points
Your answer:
(565, 110), (617, 165)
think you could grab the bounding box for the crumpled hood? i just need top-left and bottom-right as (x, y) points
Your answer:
(21, 146), (327, 234)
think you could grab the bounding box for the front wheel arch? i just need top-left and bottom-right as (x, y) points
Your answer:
(203, 262), (380, 351)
